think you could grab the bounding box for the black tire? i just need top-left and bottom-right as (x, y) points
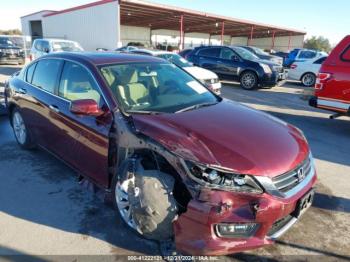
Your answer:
(240, 71), (258, 90)
(301, 72), (316, 87)
(112, 157), (178, 241)
(11, 108), (35, 149)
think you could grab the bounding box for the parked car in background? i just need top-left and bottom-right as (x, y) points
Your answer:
(0, 36), (25, 65)
(179, 48), (193, 59)
(186, 45), (287, 90)
(5, 52), (316, 255)
(30, 39), (84, 60)
(129, 49), (221, 94)
(284, 48), (327, 68)
(288, 56), (328, 87)
(239, 46), (283, 65)
(309, 35), (350, 117)
(115, 45), (139, 52)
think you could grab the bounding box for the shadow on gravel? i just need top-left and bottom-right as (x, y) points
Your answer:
(0, 138), (159, 255)
(314, 193), (350, 213)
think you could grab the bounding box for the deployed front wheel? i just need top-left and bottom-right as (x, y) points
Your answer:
(112, 157), (178, 241)
(301, 73), (316, 87)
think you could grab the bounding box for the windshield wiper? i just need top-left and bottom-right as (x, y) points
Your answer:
(175, 101), (218, 113)
(126, 110), (162, 115)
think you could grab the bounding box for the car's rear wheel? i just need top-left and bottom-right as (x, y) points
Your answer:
(11, 108), (35, 149)
(240, 71), (258, 90)
(113, 157), (178, 241)
(301, 73), (316, 87)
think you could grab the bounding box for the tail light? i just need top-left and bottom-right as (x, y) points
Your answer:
(290, 64), (297, 69)
(315, 72), (332, 90)
(29, 54), (33, 61)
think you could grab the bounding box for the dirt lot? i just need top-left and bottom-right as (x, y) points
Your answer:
(0, 65), (349, 261)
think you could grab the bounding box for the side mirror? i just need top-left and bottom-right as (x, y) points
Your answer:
(231, 55), (240, 62)
(70, 99), (104, 116)
(43, 47), (50, 53)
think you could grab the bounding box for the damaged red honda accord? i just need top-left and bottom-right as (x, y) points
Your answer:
(5, 52), (316, 255)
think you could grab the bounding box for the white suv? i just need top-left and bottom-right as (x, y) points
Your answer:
(30, 39), (84, 60)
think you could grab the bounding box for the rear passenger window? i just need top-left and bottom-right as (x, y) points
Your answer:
(314, 57), (327, 64)
(299, 51), (316, 59)
(32, 59), (62, 93)
(26, 62), (37, 83)
(341, 46), (350, 62)
(198, 48), (220, 58)
(58, 61), (102, 104)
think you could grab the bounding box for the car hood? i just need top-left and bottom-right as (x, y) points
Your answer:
(132, 100), (309, 178)
(183, 66), (218, 80)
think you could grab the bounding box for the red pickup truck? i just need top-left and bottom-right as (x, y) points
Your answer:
(309, 35), (350, 118)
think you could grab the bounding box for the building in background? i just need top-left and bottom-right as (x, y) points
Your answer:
(20, 0), (306, 52)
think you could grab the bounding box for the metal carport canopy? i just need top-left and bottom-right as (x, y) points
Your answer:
(120, 0), (306, 38)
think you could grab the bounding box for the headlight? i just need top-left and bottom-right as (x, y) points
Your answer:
(183, 160), (263, 194)
(260, 63), (272, 74)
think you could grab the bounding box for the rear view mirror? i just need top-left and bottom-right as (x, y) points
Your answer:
(70, 99), (103, 116)
(43, 47), (50, 53)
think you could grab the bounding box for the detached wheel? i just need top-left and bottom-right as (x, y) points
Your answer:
(113, 157), (178, 241)
(301, 73), (316, 87)
(240, 71), (258, 90)
(11, 108), (35, 149)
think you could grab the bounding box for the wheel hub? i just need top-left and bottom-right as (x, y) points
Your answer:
(13, 112), (26, 144)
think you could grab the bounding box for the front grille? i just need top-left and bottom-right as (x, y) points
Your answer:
(267, 215), (294, 236)
(272, 157), (312, 193)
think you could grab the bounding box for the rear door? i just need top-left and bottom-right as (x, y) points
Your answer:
(54, 61), (113, 186)
(195, 47), (221, 73)
(25, 58), (64, 149)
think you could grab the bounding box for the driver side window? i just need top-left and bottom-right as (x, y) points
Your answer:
(58, 61), (102, 105)
(220, 48), (236, 60)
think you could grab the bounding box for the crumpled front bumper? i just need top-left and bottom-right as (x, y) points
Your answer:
(174, 170), (317, 256)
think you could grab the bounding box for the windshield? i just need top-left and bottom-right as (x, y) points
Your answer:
(99, 62), (219, 113)
(251, 46), (269, 55)
(52, 41), (84, 52)
(0, 37), (15, 46)
(156, 53), (192, 68)
(233, 47), (259, 60)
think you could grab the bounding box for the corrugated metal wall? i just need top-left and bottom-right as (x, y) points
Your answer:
(43, 1), (120, 51)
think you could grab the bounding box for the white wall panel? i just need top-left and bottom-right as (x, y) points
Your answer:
(252, 35), (305, 51)
(121, 25), (150, 46)
(43, 1), (120, 51)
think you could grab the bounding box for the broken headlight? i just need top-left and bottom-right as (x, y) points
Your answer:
(184, 161), (263, 194)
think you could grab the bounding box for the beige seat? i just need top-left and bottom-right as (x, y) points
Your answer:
(117, 68), (149, 106)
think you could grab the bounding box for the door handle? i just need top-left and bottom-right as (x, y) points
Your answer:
(18, 88), (27, 94)
(49, 105), (60, 113)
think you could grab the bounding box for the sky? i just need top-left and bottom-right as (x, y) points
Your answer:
(0, 0), (348, 45)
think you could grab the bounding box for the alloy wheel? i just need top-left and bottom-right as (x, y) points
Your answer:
(302, 73), (316, 87)
(241, 72), (256, 89)
(13, 112), (27, 145)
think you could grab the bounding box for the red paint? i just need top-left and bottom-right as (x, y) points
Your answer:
(43, 0), (116, 17)
(288, 33), (292, 51)
(133, 100), (309, 178)
(248, 25), (254, 46)
(221, 21), (225, 45)
(70, 99), (104, 116)
(271, 30), (276, 50)
(310, 35), (350, 115)
(180, 15), (184, 50)
(6, 52), (316, 255)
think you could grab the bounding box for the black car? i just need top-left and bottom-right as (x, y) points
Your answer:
(186, 46), (287, 90)
(0, 36), (25, 65)
(239, 46), (283, 65)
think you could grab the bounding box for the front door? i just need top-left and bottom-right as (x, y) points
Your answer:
(53, 61), (113, 186)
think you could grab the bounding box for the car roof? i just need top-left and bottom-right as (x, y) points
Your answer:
(132, 49), (174, 56)
(40, 52), (167, 65)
